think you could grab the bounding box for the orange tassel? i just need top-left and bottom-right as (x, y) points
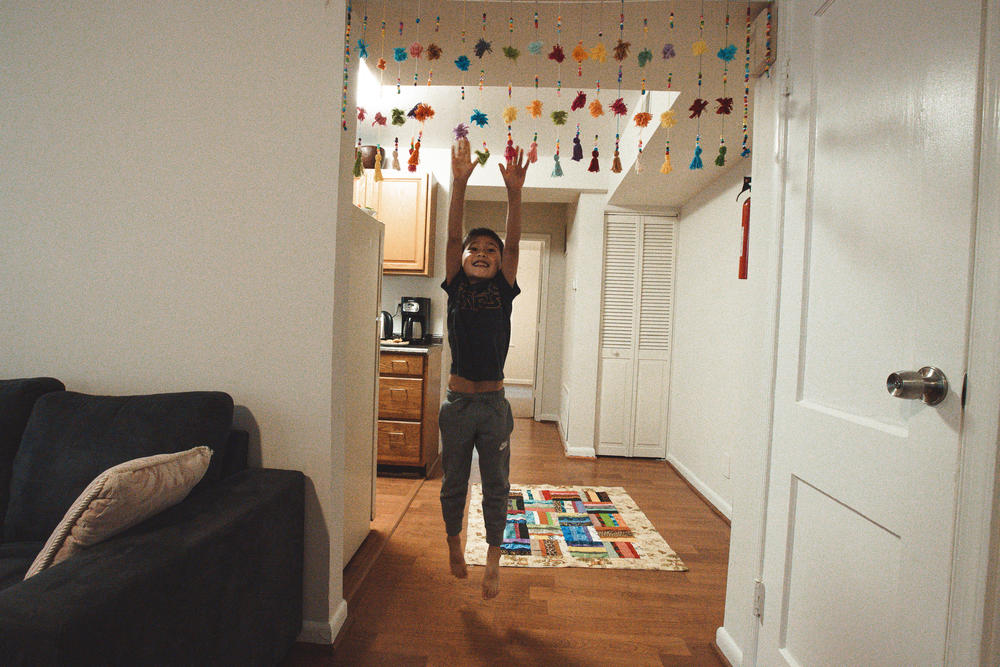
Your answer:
(589, 99), (604, 117)
(660, 150), (672, 174)
(408, 140), (420, 171)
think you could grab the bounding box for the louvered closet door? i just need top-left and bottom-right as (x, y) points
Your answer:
(597, 214), (674, 458)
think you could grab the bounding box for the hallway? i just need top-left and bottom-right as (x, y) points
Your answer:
(295, 419), (730, 665)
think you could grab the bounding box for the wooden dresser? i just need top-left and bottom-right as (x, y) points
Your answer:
(377, 345), (442, 475)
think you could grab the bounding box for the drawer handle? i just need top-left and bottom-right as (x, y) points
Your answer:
(390, 388), (408, 400)
(388, 431), (405, 442)
(391, 360), (409, 369)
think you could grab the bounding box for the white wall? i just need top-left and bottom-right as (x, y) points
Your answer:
(0, 1), (350, 640)
(558, 193), (607, 456)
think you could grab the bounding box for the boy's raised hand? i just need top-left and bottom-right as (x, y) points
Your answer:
(498, 146), (529, 192)
(452, 137), (477, 184)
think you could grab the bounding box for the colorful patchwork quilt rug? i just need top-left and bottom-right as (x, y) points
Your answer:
(464, 484), (687, 571)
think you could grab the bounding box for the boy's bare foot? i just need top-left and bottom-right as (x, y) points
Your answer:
(482, 545), (501, 599)
(447, 534), (468, 578)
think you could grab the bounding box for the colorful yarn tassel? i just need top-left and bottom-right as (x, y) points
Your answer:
(408, 140), (420, 172)
(504, 139), (516, 163)
(552, 153), (563, 177)
(572, 136), (584, 161)
(588, 148), (600, 172)
(373, 150), (384, 181)
(474, 148), (490, 166)
(715, 145), (727, 166)
(660, 149), (672, 174)
(391, 148), (400, 170)
(528, 141), (538, 163)
(353, 150), (363, 178)
(611, 150), (622, 173)
(689, 144), (703, 170)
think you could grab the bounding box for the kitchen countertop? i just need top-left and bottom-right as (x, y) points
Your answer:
(379, 341), (442, 354)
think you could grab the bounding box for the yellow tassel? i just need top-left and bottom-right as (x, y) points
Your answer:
(692, 40), (708, 56)
(373, 150), (383, 181)
(503, 106), (518, 125)
(660, 110), (677, 128)
(590, 42), (607, 63)
(660, 152), (672, 174)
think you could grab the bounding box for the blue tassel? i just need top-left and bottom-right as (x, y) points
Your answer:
(552, 154), (563, 177)
(689, 145), (703, 170)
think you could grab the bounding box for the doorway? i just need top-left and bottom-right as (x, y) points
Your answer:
(504, 235), (549, 419)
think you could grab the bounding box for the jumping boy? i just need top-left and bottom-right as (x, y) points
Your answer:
(439, 136), (528, 599)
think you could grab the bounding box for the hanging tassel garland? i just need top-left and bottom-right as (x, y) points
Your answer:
(551, 110), (568, 125)
(634, 112), (653, 127)
(610, 98), (628, 116)
(373, 150), (384, 181)
(502, 106), (518, 125)
(571, 91), (587, 111)
(391, 108), (406, 125)
(474, 38), (492, 57)
(590, 43), (607, 63)
(528, 40), (544, 55)
(504, 139), (516, 163)
(474, 148), (490, 166)
(637, 48), (653, 67)
(528, 99), (543, 118)
(373, 112), (387, 126)
(548, 44), (565, 63)
(716, 97), (734, 115)
(426, 43), (442, 60)
(470, 109), (489, 127)
(392, 144), (401, 170)
(552, 152), (563, 177)
(589, 99), (604, 117)
(588, 147), (600, 172)
(689, 99), (709, 118)
(528, 138), (539, 163)
(662, 44), (676, 59)
(453, 123), (470, 140)
(572, 136), (584, 161)
(454, 55), (471, 71)
(502, 46), (520, 60)
(611, 150), (622, 173)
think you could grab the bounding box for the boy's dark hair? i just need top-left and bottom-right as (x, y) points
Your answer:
(462, 227), (504, 255)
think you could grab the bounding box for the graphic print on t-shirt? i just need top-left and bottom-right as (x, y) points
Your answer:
(456, 281), (503, 312)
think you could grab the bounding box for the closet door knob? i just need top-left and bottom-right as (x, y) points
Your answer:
(886, 367), (948, 406)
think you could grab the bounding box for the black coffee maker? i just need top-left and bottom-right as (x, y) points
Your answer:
(400, 297), (430, 343)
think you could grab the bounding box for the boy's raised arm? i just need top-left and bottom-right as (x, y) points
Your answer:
(498, 147), (529, 287)
(446, 138), (478, 285)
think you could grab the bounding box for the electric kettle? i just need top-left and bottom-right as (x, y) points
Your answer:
(380, 311), (394, 339)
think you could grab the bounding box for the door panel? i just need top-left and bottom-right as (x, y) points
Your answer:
(631, 357), (669, 458)
(597, 355), (632, 457)
(757, 1), (982, 665)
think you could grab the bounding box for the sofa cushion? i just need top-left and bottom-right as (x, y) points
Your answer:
(0, 378), (65, 529)
(3, 391), (233, 543)
(25, 446), (212, 578)
(0, 541), (43, 590)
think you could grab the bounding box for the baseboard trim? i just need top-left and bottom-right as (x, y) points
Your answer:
(666, 454), (733, 521)
(297, 599), (348, 645)
(534, 412), (559, 422)
(715, 626), (742, 667)
(564, 444), (596, 458)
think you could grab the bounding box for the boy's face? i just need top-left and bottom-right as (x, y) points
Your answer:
(462, 235), (502, 281)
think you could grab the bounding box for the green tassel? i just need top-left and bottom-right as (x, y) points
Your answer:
(474, 149), (490, 166)
(352, 151), (363, 178)
(715, 145), (727, 167)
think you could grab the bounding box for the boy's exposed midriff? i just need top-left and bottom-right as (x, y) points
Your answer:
(447, 375), (504, 393)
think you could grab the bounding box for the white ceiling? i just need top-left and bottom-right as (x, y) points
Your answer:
(352, 1), (770, 210)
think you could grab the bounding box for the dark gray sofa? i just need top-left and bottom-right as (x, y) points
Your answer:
(0, 378), (305, 666)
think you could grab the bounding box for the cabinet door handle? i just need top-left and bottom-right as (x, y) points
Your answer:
(390, 388), (408, 401)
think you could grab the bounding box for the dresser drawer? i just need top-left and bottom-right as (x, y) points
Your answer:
(377, 420), (422, 462)
(378, 377), (423, 420)
(379, 352), (425, 377)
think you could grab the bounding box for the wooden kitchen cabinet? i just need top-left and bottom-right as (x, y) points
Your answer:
(377, 346), (441, 475)
(352, 170), (436, 276)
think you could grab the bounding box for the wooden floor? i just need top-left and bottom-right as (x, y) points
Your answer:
(284, 419), (731, 666)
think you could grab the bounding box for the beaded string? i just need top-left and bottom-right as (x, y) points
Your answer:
(690, 0), (706, 169)
(412, 1), (421, 86)
(716, 0), (733, 167)
(741, 1), (752, 157)
(342, 2), (352, 132)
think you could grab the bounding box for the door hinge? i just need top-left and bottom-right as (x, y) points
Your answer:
(753, 579), (766, 619)
(961, 372), (968, 409)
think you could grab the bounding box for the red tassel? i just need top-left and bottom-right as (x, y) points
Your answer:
(588, 148), (600, 172)
(528, 141), (539, 163)
(504, 139), (516, 163)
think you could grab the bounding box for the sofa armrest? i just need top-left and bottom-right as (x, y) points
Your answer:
(0, 468), (304, 667)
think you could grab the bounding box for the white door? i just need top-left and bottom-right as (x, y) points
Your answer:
(504, 237), (544, 418)
(757, 2), (983, 665)
(597, 214), (674, 458)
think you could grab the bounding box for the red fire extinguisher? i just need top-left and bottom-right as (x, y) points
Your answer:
(738, 176), (751, 280)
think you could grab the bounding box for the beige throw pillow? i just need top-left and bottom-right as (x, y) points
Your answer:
(24, 446), (212, 579)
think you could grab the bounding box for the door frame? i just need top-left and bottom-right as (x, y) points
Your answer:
(737, 1), (1000, 664)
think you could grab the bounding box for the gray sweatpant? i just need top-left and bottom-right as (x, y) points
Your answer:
(438, 389), (514, 547)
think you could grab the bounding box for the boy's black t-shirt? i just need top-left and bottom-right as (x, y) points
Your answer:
(441, 270), (521, 382)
